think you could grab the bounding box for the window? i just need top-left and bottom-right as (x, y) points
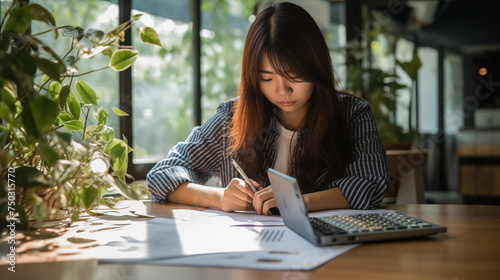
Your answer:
(128, 0), (257, 175)
(200, 0), (255, 122)
(130, 0), (194, 164)
(444, 52), (464, 134)
(27, 0), (343, 180)
(418, 47), (439, 134)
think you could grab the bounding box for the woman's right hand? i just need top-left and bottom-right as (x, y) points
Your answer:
(220, 178), (258, 212)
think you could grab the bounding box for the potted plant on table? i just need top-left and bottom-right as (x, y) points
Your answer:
(0, 0), (161, 233)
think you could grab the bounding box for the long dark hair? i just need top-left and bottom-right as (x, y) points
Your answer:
(230, 2), (349, 192)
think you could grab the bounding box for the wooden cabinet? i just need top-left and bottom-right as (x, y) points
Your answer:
(461, 165), (500, 196)
(459, 142), (500, 197)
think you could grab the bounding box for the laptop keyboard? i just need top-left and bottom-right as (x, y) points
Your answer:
(310, 212), (434, 235)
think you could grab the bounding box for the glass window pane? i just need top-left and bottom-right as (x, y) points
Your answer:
(31, 0), (120, 136)
(444, 52), (464, 134)
(131, 0), (193, 164)
(418, 47), (439, 134)
(395, 38), (415, 133)
(200, 0), (255, 122)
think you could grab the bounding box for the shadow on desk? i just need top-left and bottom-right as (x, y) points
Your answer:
(2, 204), (500, 280)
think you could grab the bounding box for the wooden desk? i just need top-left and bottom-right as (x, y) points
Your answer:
(3, 203), (500, 280)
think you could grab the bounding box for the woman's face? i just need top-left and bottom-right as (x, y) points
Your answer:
(258, 53), (314, 129)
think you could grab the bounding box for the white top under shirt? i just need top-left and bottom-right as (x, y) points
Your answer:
(273, 121), (298, 175)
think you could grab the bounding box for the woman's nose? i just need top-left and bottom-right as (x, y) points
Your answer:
(276, 76), (292, 95)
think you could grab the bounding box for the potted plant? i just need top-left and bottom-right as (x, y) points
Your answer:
(342, 7), (424, 201)
(0, 0), (161, 232)
(344, 8), (422, 148)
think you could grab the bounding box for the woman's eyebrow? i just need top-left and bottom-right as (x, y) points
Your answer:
(259, 69), (274, 74)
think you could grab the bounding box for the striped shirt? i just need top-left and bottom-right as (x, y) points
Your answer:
(147, 93), (389, 209)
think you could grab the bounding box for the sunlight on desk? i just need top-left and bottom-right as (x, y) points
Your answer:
(2, 203), (500, 280)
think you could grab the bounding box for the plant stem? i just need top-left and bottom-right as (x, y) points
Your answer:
(37, 78), (52, 95)
(31, 25), (76, 37)
(0, 1), (16, 29)
(62, 66), (110, 78)
(82, 106), (92, 141)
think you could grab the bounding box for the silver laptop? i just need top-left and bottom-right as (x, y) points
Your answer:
(268, 168), (447, 246)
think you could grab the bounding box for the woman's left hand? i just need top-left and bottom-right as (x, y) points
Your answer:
(253, 185), (277, 215)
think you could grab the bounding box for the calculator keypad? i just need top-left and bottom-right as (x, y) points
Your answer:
(310, 213), (434, 235)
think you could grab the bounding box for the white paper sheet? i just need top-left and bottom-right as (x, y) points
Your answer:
(169, 208), (396, 226)
(92, 216), (359, 270)
(62, 201), (395, 270)
(151, 244), (359, 270)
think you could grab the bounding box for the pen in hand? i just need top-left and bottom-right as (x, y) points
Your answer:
(231, 159), (280, 216)
(231, 159), (258, 193)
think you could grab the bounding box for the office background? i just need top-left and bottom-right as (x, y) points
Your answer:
(24, 0), (500, 205)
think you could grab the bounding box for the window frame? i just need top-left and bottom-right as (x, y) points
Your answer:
(118, 0), (201, 180)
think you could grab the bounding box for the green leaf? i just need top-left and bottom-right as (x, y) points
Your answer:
(38, 142), (59, 166)
(64, 56), (76, 67)
(75, 81), (98, 106)
(31, 193), (49, 223)
(1, 52), (37, 100)
(61, 26), (82, 37)
(397, 52), (422, 80)
(96, 107), (108, 124)
(49, 81), (62, 100)
(85, 124), (103, 134)
(131, 14), (143, 21)
(0, 103), (12, 122)
(140, 27), (162, 47)
(104, 139), (128, 178)
(30, 3), (56, 28)
(0, 86), (22, 116)
(67, 94), (81, 119)
(36, 58), (61, 82)
(130, 181), (150, 200)
(100, 126), (115, 141)
(81, 184), (98, 210)
(15, 166), (49, 188)
(83, 28), (105, 43)
(385, 81), (407, 93)
(123, 134), (133, 153)
(21, 105), (39, 138)
(109, 50), (139, 71)
(106, 17), (137, 40)
(101, 47), (113, 57)
(63, 120), (84, 131)
(102, 197), (117, 208)
(42, 75), (51, 83)
(59, 85), (71, 109)
(4, 5), (31, 34)
(112, 107), (129, 116)
(112, 176), (140, 200)
(30, 95), (60, 136)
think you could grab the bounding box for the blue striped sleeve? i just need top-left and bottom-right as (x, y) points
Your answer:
(334, 97), (389, 209)
(146, 102), (231, 203)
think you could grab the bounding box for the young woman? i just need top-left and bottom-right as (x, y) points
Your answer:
(147, 2), (389, 215)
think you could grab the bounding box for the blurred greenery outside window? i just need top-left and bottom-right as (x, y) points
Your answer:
(130, 0), (194, 164)
(369, 31), (416, 136)
(130, 0), (256, 164)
